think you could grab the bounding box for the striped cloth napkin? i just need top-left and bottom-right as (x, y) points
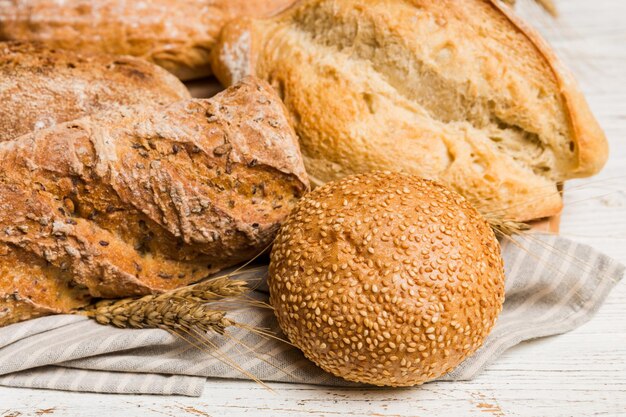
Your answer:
(0, 234), (622, 396)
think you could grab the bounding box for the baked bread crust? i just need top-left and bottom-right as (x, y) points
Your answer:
(0, 77), (309, 327)
(212, 0), (608, 221)
(490, 1), (608, 178)
(0, 0), (297, 80)
(269, 171), (505, 386)
(0, 41), (191, 142)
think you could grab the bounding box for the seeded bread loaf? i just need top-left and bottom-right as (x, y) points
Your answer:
(0, 0), (297, 80)
(269, 171), (505, 386)
(0, 41), (191, 142)
(211, 0), (608, 221)
(0, 77), (309, 327)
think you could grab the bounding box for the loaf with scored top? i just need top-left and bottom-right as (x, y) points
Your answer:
(0, 77), (309, 327)
(211, 0), (608, 221)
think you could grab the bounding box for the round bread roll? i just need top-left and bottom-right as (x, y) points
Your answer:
(268, 171), (505, 386)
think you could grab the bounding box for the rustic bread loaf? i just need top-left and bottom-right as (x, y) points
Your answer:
(0, 41), (191, 142)
(0, 77), (309, 327)
(0, 0), (297, 80)
(211, 0), (608, 221)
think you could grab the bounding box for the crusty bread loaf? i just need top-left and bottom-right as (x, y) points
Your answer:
(0, 0), (297, 80)
(0, 41), (191, 141)
(211, 0), (608, 221)
(0, 77), (309, 327)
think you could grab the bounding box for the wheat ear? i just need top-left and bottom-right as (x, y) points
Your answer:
(483, 213), (532, 237)
(84, 297), (234, 334)
(78, 274), (249, 333)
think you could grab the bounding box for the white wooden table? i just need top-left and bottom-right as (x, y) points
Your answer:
(1, 1), (625, 416)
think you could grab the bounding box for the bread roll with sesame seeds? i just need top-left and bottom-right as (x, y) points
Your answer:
(268, 171), (505, 386)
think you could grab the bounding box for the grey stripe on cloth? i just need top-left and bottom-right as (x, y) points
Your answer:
(0, 366), (206, 396)
(0, 234), (622, 396)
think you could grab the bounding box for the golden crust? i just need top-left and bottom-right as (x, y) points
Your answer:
(212, 0), (608, 221)
(0, 0), (297, 80)
(0, 41), (191, 142)
(488, 0), (608, 177)
(269, 171), (505, 386)
(0, 77), (309, 326)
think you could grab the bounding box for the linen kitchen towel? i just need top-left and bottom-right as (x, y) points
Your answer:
(0, 234), (623, 396)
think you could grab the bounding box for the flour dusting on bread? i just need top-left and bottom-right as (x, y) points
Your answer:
(0, 77), (309, 327)
(220, 30), (252, 84)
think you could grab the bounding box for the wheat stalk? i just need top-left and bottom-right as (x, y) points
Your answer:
(84, 297), (234, 334)
(166, 275), (249, 303)
(76, 269), (285, 386)
(534, 0), (558, 16)
(78, 274), (250, 334)
(484, 214), (532, 237)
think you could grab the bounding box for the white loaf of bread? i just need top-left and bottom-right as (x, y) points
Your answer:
(211, 0), (608, 221)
